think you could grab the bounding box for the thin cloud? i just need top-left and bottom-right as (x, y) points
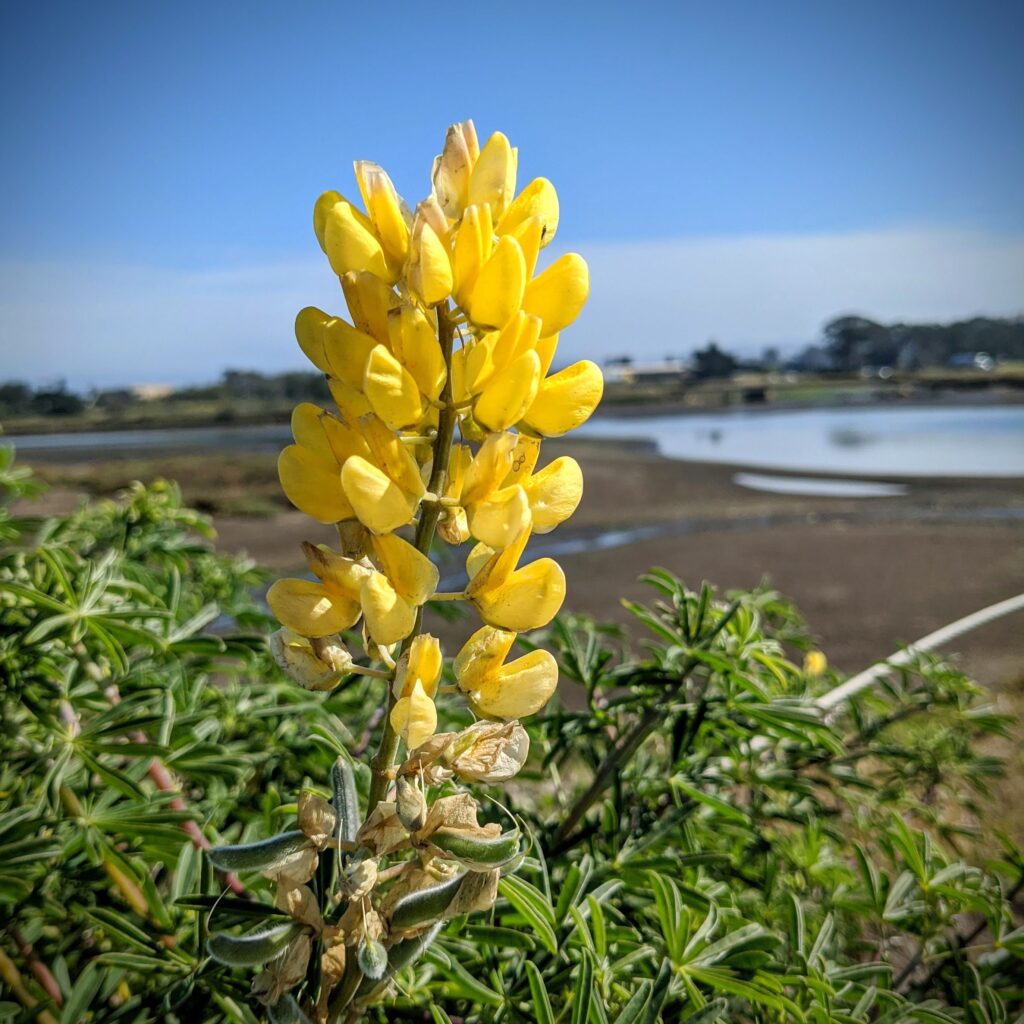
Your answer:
(1, 227), (1021, 389)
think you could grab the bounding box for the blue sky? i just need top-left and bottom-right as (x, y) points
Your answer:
(1, 0), (1022, 387)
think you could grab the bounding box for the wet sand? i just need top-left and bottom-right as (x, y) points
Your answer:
(205, 438), (1024, 686)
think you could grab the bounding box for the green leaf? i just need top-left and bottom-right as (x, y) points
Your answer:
(670, 778), (751, 826)
(572, 948), (596, 1024)
(60, 962), (102, 1024)
(499, 876), (557, 955)
(525, 960), (555, 1024)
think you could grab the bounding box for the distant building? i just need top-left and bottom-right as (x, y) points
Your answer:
(948, 352), (995, 371)
(604, 357), (691, 385)
(131, 383), (176, 400)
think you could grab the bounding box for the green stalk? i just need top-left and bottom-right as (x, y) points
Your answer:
(365, 304), (457, 816)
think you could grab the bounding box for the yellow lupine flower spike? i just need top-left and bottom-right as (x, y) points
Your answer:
(454, 625), (558, 720)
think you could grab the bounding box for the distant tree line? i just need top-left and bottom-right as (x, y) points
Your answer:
(608, 314), (1024, 380)
(0, 370), (330, 418)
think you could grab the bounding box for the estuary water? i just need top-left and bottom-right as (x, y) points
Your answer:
(8, 404), (1024, 478)
(577, 405), (1024, 478)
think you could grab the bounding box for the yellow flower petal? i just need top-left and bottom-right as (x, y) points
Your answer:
(314, 190), (373, 250)
(410, 220), (453, 307)
(341, 456), (417, 534)
(327, 377), (372, 423)
(359, 415), (427, 500)
(497, 177), (559, 249)
(390, 680), (437, 751)
(489, 311), (542, 378)
(386, 305), (446, 401)
(371, 532), (440, 605)
(301, 541), (373, 594)
(294, 306), (333, 372)
(341, 270), (399, 343)
(466, 528), (531, 597)
(320, 413), (371, 464)
(468, 649), (558, 720)
(353, 160), (409, 267)
(467, 235), (526, 330)
(522, 253), (589, 334)
(452, 203), (493, 307)
(468, 131), (517, 220)
(432, 119), (479, 219)
(267, 578), (361, 637)
(461, 431), (518, 504)
(323, 199), (391, 281)
(290, 403), (335, 464)
(523, 457), (583, 533)
(364, 345), (424, 430)
(394, 634), (443, 700)
(453, 625), (517, 692)
(278, 444), (352, 524)
(474, 350), (541, 432)
(360, 572), (416, 645)
(503, 434), (542, 486)
(471, 558), (566, 632)
(534, 333), (559, 377)
(507, 215), (542, 279)
(466, 485), (531, 549)
(320, 317), (378, 388)
(523, 360), (604, 437)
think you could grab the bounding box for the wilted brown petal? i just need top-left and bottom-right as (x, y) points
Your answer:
(262, 846), (319, 886)
(298, 791), (338, 846)
(275, 881), (324, 931)
(446, 869), (500, 918)
(251, 933), (312, 1005)
(356, 801), (409, 856)
(447, 720), (530, 782)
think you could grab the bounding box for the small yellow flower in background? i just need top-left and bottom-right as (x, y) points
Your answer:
(271, 117), (600, 753)
(804, 650), (828, 676)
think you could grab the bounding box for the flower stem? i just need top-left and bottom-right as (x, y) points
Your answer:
(366, 304), (457, 816)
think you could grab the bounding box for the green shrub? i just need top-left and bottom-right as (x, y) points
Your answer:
(0, 456), (1020, 1022)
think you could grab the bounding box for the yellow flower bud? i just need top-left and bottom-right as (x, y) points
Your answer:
(474, 350), (541, 432)
(467, 235), (526, 330)
(522, 360), (604, 437)
(390, 634), (443, 749)
(468, 131), (517, 220)
(522, 252), (589, 334)
(408, 216), (453, 307)
(804, 650), (828, 676)
(497, 177), (559, 249)
(341, 270), (400, 344)
(452, 203), (493, 307)
(323, 199), (392, 282)
(432, 119), (480, 219)
(353, 160), (410, 268)
(363, 345), (424, 430)
(386, 304), (446, 402)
